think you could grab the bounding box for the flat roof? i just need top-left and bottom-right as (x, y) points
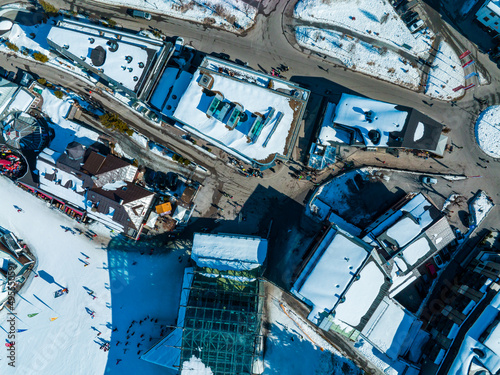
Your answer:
(292, 228), (370, 323)
(47, 20), (164, 92)
(171, 56), (309, 164)
(334, 94), (408, 147)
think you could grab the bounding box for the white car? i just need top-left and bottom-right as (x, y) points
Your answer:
(409, 20), (424, 33)
(421, 176), (437, 185)
(174, 37), (184, 55)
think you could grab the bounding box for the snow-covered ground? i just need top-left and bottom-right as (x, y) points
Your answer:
(92, 0), (257, 32)
(294, 0), (431, 58)
(0, 176), (188, 375)
(264, 298), (361, 375)
(295, 26), (420, 89)
(425, 41), (465, 100)
(475, 105), (500, 158)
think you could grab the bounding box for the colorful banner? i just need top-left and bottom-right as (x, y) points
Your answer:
(27, 313), (38, 318)
(464, 72), (479, 80)
(452, 85), (464, 92)
(462, 60), (475, 68)
(464, 83), (476, 90)
(459, 50), (471, 59)
(50, 317), (58, 322)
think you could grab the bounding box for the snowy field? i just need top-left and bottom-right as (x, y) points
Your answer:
(264, 297), (361, 375)
(475, 105), (500, 158)
(294, 0), (431, 58)
(295, 26), (420, 90)
(425, 41), (465, 100)
(0, 176), (188, 375)
(92, 0), (257, 32)
(470, 191), (494, 227)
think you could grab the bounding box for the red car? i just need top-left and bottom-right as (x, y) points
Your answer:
(426, 263), (438, 279)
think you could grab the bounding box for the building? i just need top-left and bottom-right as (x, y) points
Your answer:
(476, 0), (500, 34)
(308, 94), (448, 166)
(142, 233), (267, 374)
(292, 192), (457, 374)
(0, 226), (35, 309)
(46, 19), (174, 100)
(0, 77), (35, 118)
(1, 111), (50, 152)
(31, 141), (155, 239)
(150, 56), (310, 168)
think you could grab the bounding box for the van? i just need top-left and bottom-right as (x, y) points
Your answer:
(128, 9), (152, 20)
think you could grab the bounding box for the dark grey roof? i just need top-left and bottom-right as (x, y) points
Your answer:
(90, 46), (106, 67)
(389, 108), (443, 151)
(65, 141), (85, 161)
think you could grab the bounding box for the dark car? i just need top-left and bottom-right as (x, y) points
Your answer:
(426, 263), (438, 279)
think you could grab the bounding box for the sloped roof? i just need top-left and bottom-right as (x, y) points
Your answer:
(191, 233), (267, 271)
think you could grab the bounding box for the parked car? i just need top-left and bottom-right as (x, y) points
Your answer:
(128, 9), (151, 20)
(409, 20), (425, 33)
(421, 176), (438, 185)
(426, 263), (438, 279)
(433, 253), (444, 268)
(174, 37), (184, 55)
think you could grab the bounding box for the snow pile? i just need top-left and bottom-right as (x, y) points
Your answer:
(442, 193), (461, 211)
(181, 356), (214, 375)
(475, 105), (500, 158)
(294, 0), (431, 57)
(470, 191), (494, 227)
(131, 132), (149, 148)
(93, 0), (257, 32)
(6, 22), (52, 55)
(425, 41), (465, 100)
(191, 233), (267, 271)
(334, 261), (385, 326)
(295, 26), (421, 89)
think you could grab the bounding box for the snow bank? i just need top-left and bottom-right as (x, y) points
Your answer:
(475, 105), (500, 158)
(295, 26), (421, 90)
(92, 0), (257, 32)
(425, 41), (465, 100)
(294, 0), (431, 57)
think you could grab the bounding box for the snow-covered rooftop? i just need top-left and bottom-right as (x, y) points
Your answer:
(334, 261), (385, 327)
(171, 57), (309, 164)
(401, 237), (431, 266)
(47, 19), (164, 92)
(469, 190), (494, 227)
(361, 297), (419, 360)
(191, 233), (267, 271)
(292, 228), (371, 323)
(448, 291), (500, 375)
(334, 94), (408, 147)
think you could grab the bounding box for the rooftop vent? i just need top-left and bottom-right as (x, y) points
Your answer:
(106, 40), (119, 52)
(90, 45), (106, 67)
(199, 73), (214, 89)
(364, 110), (378, 123)
(133, 76), (138, 81)
(128, 67), (133, 72)
(125, 55), (133, 63)
(138, 62), (144, 68)
(63, 44), (69, 50)
(368, 129), (381, 145)
(89, 37), (95, 44)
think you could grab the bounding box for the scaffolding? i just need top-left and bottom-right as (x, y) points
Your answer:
(179, 271), (264, 375)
